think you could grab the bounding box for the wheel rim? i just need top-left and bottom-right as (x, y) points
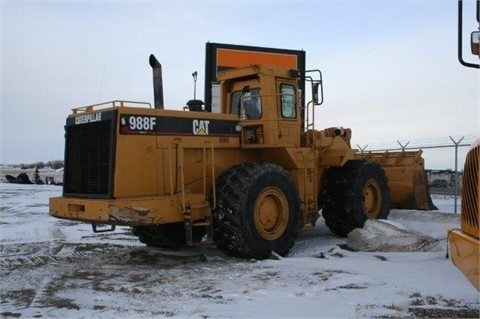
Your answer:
(253, 187), (288, 240)
(362, 178), (382, 218)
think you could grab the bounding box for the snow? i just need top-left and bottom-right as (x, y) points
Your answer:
(1, 183), (478, 318)
(346, 219), (442, 252)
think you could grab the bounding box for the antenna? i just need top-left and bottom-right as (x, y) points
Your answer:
(192, 71), (198, 100)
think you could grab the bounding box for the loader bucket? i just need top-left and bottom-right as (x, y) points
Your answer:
(357, 150), (437, 210)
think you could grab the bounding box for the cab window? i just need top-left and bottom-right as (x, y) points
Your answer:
(231, 88), (262, 119)
(280, 84), (296, 118)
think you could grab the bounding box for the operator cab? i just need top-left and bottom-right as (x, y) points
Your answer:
(218, 65), (303, 148)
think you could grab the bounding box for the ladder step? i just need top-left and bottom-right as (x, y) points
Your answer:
(184, 211), (214, 247)
(189, 201), (210, 209)
(192, 221), (210, 227)
(188, 238), (214, 247)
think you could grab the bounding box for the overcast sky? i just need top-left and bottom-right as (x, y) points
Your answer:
(1, 0), (479, 166)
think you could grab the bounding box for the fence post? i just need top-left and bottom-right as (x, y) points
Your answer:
(357, 144), (368, 154)
(397, 140), (410, 151)
(449, 136), (465, 214)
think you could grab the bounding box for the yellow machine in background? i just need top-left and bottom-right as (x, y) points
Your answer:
(448, 140), (479, 290)
(447, 0), (479, 291)
(50, 43), (434, 259)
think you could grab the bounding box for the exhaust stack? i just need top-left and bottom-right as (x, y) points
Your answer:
(149, 54), (164, 109)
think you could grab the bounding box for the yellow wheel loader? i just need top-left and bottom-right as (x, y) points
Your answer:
(447, 0), (479, 291)
(49, 43), (434, 259)
(448, 140), (480, 290)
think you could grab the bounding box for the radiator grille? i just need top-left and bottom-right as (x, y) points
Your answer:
(461, 142), (479, 236)
(63, 115), (115, 197)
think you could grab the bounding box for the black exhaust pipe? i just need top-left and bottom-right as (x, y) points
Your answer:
(149, 54), (164, 109)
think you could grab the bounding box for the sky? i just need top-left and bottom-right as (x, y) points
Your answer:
(1, 0), (479, 166)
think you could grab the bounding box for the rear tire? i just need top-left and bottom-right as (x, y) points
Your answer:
(132, 223), (205, 248)
(212, 162), (302, 259)
(321, 161), (390, 237)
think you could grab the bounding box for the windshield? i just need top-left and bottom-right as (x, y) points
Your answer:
(231, 88), (262, 120)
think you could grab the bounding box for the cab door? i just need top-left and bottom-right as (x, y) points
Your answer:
(276, 80), (301, 147)
(228, 78), (267, 148)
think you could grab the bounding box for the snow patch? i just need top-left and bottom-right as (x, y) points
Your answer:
(1, 183), (478, 318)
(347, 219), (442, 252)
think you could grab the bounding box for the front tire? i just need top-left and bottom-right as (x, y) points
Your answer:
(321, 160), (390, 237)
(212, 162), (302, 259)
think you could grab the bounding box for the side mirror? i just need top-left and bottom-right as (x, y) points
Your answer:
(471, 31), (480, 56)
(311, 81), (323, 105)
(312, 83), (319, 104)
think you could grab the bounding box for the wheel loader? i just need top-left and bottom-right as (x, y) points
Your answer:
(49, 42), (434, 259)
(447, 0), (479, 291)
(448, 139), (480, 291)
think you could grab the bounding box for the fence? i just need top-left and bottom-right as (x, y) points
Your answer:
(356, 134), (477, 214)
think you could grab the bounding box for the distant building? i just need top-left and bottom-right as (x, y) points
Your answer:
(426, 169), (463, 187)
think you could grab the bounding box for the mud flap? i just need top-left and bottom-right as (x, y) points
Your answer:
(357, 150), (437, 210)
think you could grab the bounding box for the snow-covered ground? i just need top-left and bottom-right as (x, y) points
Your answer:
(0, 183), (478, 318)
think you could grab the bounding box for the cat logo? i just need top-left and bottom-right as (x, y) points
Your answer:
(192, 119), (210, 135)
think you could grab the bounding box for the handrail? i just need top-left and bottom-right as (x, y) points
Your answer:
(304, 100), (316, 148)
(305, 69), (324, 106)
(167, 140), (186, 212)
(203, 141), (216, 209)
(167, 140), (214, 214)
(202, 143), (207, 202)
(167, 142), (176, 201)
(71, 100), (152, 114)
(210, 142), (216, 209)
(179, 142), (186, 213)
(305, 100), (315, 130)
